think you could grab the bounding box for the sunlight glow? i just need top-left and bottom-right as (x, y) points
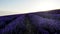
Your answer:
(0, 0), (60, 16)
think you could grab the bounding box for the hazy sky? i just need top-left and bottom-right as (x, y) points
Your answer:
(0, 0), (60, 16)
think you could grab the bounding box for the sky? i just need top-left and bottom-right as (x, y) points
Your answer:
(0, 0), (60, 16)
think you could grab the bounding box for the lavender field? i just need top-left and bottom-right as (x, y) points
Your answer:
(0, 9), (60, 34)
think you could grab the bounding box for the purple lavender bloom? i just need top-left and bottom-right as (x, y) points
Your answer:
(0, 9), (60, 34)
